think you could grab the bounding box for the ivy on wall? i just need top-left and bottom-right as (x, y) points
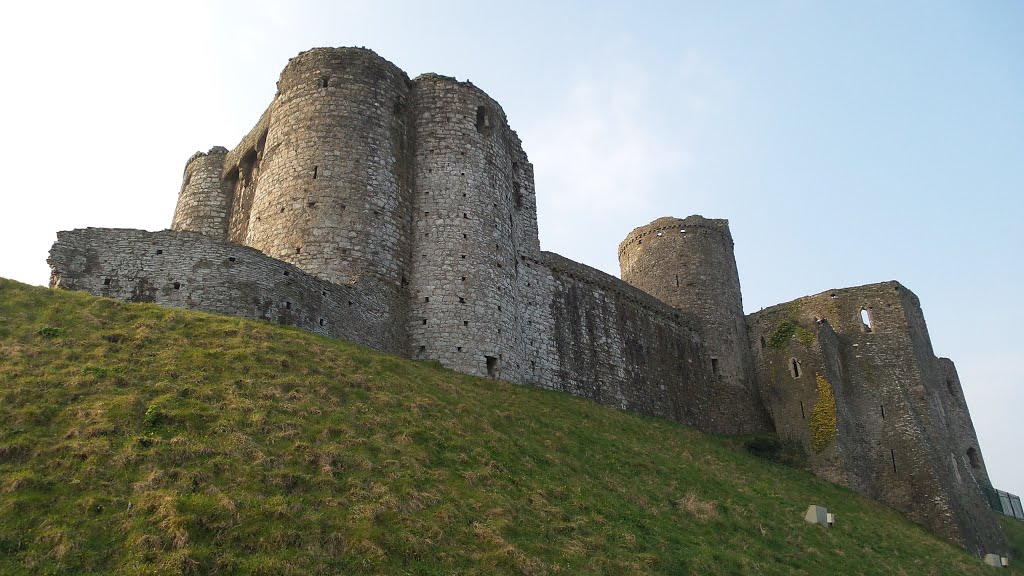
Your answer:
(810, 374), (837, 452)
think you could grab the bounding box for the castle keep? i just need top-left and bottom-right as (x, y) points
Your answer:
(47, 47), (1007, 556)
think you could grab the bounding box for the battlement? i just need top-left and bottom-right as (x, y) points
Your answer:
(618, 215), (733, 255)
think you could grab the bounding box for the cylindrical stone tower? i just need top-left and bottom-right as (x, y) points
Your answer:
(244, 47), (415, 287)
(407, 74), (535, 379)
(619, 215), (769, 433)
(171, 146), (231, 238)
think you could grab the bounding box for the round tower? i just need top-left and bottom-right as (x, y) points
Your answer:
(407, 74), (530, 379)
(619, 216), (768, 432)
(171, 146), (231, 238)
(244, 47), (414, 287)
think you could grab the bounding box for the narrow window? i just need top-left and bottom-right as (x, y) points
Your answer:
(459, 297), (465, 304)
(424, 297), (430, 303)
(675, 274), (680, 287)
(296, 247), (301, 254)
(710, 357), (719, 375)
(485, 355), (498, 377)
(760, 336), (766, 349)
(457, 346), (463, 352)
(284, 301), (291, 310)
(880, 404), (885, 419)
(312, 166), (318, 179)
(799, 401), (806, 419)
(320, 77), (329, 88)
(173, 282), (181, 290)
(422, 319), (427, 325)
(891, 449), (897, 473)
(790, 358), (801, 378)
(475, 106), (488, 132)
(860, 308), (873, 332)
(319, 318), (325, 326)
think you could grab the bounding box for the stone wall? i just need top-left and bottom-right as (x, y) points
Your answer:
(619, 216), (771, 434)
(406, 74), (534, 379)
(47, 228), (406, 356)
(244, 48), (414, 289)
(747, 282), (1006, 555)
(171, 147), (231, 237)
(515, 250), (764, 434)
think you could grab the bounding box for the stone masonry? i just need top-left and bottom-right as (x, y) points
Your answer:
(48, 46), (1007, 556)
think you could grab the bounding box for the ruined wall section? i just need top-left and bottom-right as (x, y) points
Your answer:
(747, 283), (1006, 554)
(407, 75), (536, 379)
(619, 216), (770, 434)
(244, 48), (415, 289)
(47, 228), (405, 355)
(171, 147), (232, 238)
(516, 251), (753, 434)
(223, 109), (271, 244)
(746, 311), (852, 486)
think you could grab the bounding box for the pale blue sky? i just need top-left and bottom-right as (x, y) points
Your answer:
(1, 1), (1021, 495)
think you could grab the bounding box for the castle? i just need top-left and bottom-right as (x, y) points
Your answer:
(47, 47), (1007, 556)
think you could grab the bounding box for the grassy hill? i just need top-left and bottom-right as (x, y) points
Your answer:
(0, 277), (1019, 575)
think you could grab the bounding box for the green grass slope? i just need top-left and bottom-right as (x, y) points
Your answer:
(0, 278), (1016, 575)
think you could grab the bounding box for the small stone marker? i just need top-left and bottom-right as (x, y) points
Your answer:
(804, 505), (829, 527)
(982, 553), (1001, 567)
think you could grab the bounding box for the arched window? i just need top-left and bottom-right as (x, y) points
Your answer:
(860, 308), (873, 333)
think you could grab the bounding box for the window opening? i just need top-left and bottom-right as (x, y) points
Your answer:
(475, 106), (489, 132)
(860, 308), (873, 332)
(967, 447), (981, 469)
(312, 166), (318, 179)
(675, 274), (680, 287)
(891, 449), (897, 473)
(710, 357), (719, 375)
(880, 404), (885, 419)
(790, 357), (801, 378)
(485, 355), (498, 377)
(320, 77), (329, 88)
(799, 401), (805, 419)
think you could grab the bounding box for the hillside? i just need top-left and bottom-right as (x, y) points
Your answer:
(0, 277), (1017, 575)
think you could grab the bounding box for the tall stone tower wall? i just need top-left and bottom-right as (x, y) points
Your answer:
(746, 282), (1006, 555)
(171, 147), (231, 237)
(244, 48), (415, 288)
(407, 74), (536, 379)
(618, 216), (770, 433)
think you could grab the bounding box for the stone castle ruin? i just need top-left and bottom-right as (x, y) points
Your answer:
(47, 47), (1007, 556)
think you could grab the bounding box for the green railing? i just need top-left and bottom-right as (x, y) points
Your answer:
(985, 486), (1024, 521)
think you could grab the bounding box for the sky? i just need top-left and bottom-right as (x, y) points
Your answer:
(1, 1), (1021, 496)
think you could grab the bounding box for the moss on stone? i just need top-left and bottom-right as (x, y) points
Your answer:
(810, 375), (837, 452)
(767, 319), (816, 349)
